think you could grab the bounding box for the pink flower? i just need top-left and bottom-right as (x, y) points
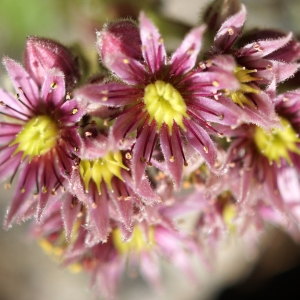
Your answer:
(68, 129), (160, 244)
(76, 13), (240, 189)
(209, 4), (299, 128)
(0, 38), (85, 227)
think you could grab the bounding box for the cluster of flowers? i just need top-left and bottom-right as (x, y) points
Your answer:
(1, 2), (300, 298)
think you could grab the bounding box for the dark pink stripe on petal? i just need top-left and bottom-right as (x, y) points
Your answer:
(214, 4), (246, 51)
(3, 57), (39, 108)
(160, 124), (183, 189)
(41, 69), (66, 108)
(169, 25), (206, 77)
(4, 161), (37, 228)
(139, 12), (167, 75)
(76, 83), (141, 106)
(184, 119), (217, 170)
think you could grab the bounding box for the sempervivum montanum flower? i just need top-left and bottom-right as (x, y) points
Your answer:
(221, 87), (300, 219)
(68, 128), (160, 245)
(76, 13), (240, 189)
(32, 199), (199, 300)
(0, 39), (85, 227)
(209, 4), (299, 128)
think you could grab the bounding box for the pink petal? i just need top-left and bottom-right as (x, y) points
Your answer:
(85, 184), (109, 244)
(214, 4), (246, 51)
(58, 98), (86, 124)
(139, 12), (167, 75)
(76, 82), (142, 106)
(122, 170), (160, 205)
(160, 124), (183, 189)
(169, 25), (206, 76)
(62, 193), (83, 241)
(239, 33), (293, 59)
(0, 88), (30, 121)
(41, 68), (65, 107)
(270, 60), (299, 83)
(0, 122), (22, 144)
(183, 119), (217, 170)
(3, 57), (39, 108)
(5, 161), (37, 227)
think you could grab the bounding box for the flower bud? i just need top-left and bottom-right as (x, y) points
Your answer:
(97, 19), (142, 69)
(203, 0), (241, 35)
(25, 36), (80, 89)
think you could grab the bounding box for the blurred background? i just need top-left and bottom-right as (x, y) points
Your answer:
(1, 0), (300, 299)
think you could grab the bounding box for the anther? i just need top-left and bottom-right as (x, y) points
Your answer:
(51, 82), (58, 89)
(203, 146), (208, 153)
(228, 28), (234, 35)
(20, 187), (25, 193)
(212, 81), (219, 87)
(125, 152), (132, 159)
(219, 114), (224, 120)
(169, 156), (175, 162)
(140, 157), (146, 163)
(123, 58), (130, 64)
(66, 92), (71, 100)
(254, 43), (263, 52)
(102, 97), (108, 102)
(158, 38), (164, 44)
(42, 186), (48, 193)
(71, 108), (78, 115)
(85, 131), (92, 137)
(4, 183), (11, 189)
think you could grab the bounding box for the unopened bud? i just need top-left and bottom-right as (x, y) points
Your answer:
(25, 36), (80, 89)
(203, 0), (241, 35)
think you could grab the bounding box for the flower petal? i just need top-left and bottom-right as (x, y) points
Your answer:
(139, 12), (167, 75)
(62, 193), (83, 241)
(183, 119), (217, 170)
(160, 124), (183, 189)
(0, 88), (30, 120)
(4, 161), (37, 227)
(41, 68), (66, 107)
(169, 25), (206, 77)
(238, 33), (293, 60)
(214, 4), (246, 51)
(3, 57), (39, 108)
(76, 83), (142, 106)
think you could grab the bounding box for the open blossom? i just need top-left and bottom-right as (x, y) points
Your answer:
(68, 127), (160, 245)
(0, 38), (85, 226)
(32, 199), (199, 300)
(218, 86), (300, 221)
(76, 13), (240, 189)
(209, 4), (299, 128)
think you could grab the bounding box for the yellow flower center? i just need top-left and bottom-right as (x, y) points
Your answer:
(254, 118), (300, 166)
(144, 80), (188, 134)
(79, 151), (128, 194)
(10, 115), (59, 162)
(112, 225), (154, 254)
(229, 66), (260, 108)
